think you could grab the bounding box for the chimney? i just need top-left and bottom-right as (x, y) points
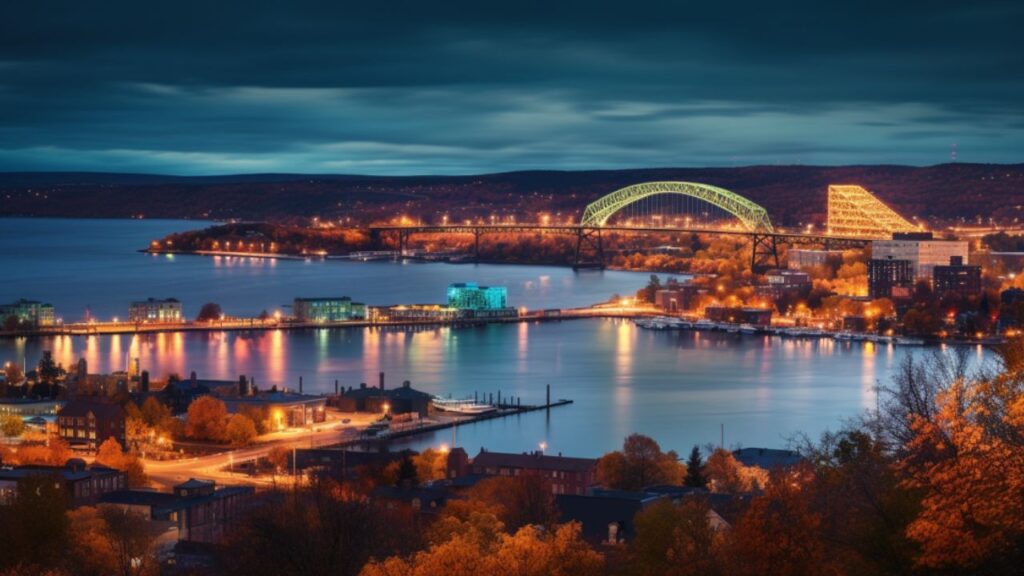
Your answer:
(379, 371), (385, 390)
(190, 371), (197, 388)
(238, 375), (248, 397)
(402, 380), (410, 389)
(140, 370), (150, 393)
(335, 380), (339, 395)
(299, 376), (303, 395)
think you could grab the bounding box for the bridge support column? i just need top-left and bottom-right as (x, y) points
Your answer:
(473, 229), (482, 263)
(751, 234), (779, 273)
(573, 227), (605, 270)
(398, 230), (410, 258)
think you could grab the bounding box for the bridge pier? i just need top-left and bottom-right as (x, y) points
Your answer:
(473, 229), (481, 263)
(751, 234), (780, 273)
(573, 227), (605, 270)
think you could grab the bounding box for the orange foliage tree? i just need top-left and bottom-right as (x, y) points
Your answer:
(95, 437), (148, 487)
(899, 339), (1024, 572)
(596, 433), (685, 491)
(185, 395), (228, 442)
(704, 448), (768, 494)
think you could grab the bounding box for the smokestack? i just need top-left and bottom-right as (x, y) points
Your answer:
(379, 371), (385, 390)
(238, 375), (248, 397)
(191, 371), (197, 388)
(335, 379), (339, 395)
(299, 376), (303, 395)
(140, 371), (150, 393)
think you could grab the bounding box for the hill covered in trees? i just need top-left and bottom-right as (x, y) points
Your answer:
(2, 163), (1022, 227)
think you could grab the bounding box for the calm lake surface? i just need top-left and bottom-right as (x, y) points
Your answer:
(0, 218), (994, 457)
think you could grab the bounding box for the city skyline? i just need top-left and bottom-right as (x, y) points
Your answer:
(1, 1), (1022, 174)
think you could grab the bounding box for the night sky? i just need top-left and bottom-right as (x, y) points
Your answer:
(2, 1), (1022, 175)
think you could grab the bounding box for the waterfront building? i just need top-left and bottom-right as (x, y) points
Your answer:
(0, 299), (56, 328)
(932, 256), (982, 297)
(469, 448), (597, 496)
(128, 297), (183, 323)
(654, 284), (701, 312)
(100, 479), (254, 544)
(0, 459), (126, 507)
(370, 304), (460, 323)
(998, 288), (1024, 333)
(57, 398), (126, 448)
(704, 307), (772, 327)
(446, 283), (508, 310)
(787, 249), (843, 271)
(871, 233), (969, 280)
(222, 390), (327, 429)
(334, 378), (433, 417)
(762, 269), (811, 295)
(868, 257), (915, 299)
(293, 296), (366, 322)
(0, 398), (64, 418)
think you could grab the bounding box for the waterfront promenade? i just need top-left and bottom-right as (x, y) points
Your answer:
(0, 305), (658, 339)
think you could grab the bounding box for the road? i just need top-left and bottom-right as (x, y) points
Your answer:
(142, 413), (379, 488)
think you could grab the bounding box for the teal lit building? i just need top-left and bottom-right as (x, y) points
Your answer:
(293, 297), (366, 322)
(446, 283), (508, 310)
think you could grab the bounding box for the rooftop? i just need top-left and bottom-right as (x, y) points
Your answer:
(472, 449), (597, 473)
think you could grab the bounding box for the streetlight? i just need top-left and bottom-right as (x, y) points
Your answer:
(539, 441), (547, 454)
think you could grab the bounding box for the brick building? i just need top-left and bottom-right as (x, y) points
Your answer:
(469, 449), (597, 495)
(58, 399), (126, 447)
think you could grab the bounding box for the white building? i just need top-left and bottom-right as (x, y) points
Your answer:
(871, 238), (969, 280)
(128, 298), (183, 323)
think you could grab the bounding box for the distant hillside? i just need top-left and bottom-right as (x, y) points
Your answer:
(1, 164), (1022, 227)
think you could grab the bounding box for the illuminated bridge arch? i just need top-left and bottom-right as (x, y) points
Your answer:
(580, 181), (774, 233)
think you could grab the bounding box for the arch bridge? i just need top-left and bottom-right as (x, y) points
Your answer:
(369, 181), (872, 271)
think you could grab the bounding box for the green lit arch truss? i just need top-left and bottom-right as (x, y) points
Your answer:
(580, 181), (774, 232)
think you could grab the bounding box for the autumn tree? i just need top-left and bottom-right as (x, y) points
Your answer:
(362, 522), (603, 576)
(225, 413), (258, 446)
(897, 337), (1024, 573)
(596, 434), (685, 491)
(185, 395), (228, 442)
(631, 499), (723, 576)
(95, 437), (148, 487)
(412, 448), (448, 482)
(1, 414), (24, 437)
(724, 467), (835, 576)
(704, 448), (767, 494)
(467, 475), (559, 532)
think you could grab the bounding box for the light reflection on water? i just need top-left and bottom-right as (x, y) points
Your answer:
(0, 320), (993, 457)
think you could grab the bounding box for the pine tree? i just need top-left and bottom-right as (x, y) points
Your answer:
(684, 445), (707, 488)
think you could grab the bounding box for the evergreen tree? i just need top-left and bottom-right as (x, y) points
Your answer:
(684, 445), (707, 488)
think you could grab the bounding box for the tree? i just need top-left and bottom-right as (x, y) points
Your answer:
(0, 475), (69, 571)
(412, 448), (448, 482)
(185, 395), (228, 442)
(467, 475), (559, 532)
(95, 437), (148, 487)
(225, 413), (258, 446)
(631, 499), (722, 576)
(3, 362), (23, 386)
(37, 351), (62, 385)
(267, 445), (289, 474)
(596, 434), (684, 491)
(1, 414), (24, 438)
(99, 504), (157, 576)
(704, 448), (766, 494)
(724, 468), (835, 576)
(66, 506), (120, 576)
(684, 445), (707, 488)
(897, 337), (1024, 572)
(362, 522), (603, 576)
(196, 302), (223, 322)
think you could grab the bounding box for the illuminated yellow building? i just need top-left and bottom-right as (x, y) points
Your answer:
(827, 185), (919, 239)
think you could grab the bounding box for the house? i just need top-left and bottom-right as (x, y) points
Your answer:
(101, 479), (255, 544)
(57, 398), (126, 447)
(469, 449), (597, 495)
(0, 458), (126, 507)
(556, 489), (667, 544)
(371, 485), (448, 515)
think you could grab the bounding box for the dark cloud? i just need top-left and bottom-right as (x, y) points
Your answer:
(0, 0), (1021, 174)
